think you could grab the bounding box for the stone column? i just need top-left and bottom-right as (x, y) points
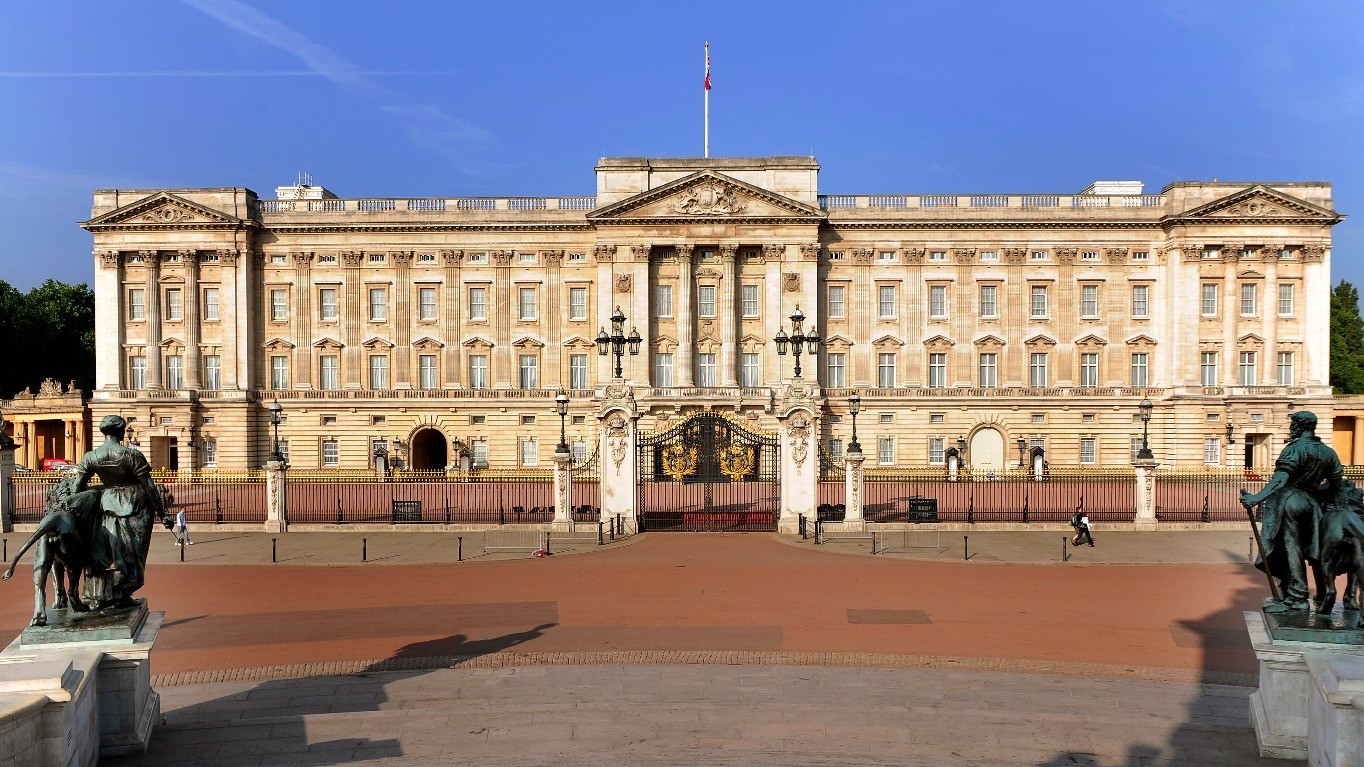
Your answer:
(851, 248), (874, 386)
(1222, 255), (1237, 386)
(777, 387), (820, 533)
(1303, 245), (1329, 385)
(630, 246), (651, 385)
(544, 251), (565, 388)
(1133, 458), (1159, 525)
(392, 251), (413, 388)
(719, 244), (739, 386)
(492, 250), (513, 388)
(265, 458), (286, 532)
(183, 250), (202, 389)
(598, 390), (639, 532)
(292, 252), (314, 388)
(218, 249), (241, 390)
(442, 250), (464, 387)
(0, 435), (15, 532)
(843, 444), (865, 529)
(1263, 249), (1278, 386)
(553, 447), (573, 530)
(676, 245), (695, 386)
(64, 420), (76, 461)
(95, 251), (124, 390)
(342, 252), (363, 388)
(143, 251), (163, 389)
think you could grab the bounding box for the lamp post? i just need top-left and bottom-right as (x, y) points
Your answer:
(1225, 420), (1236, 445)
(847, 391), (862, 454)
(1137, 398), (1154, 460)
(1017, 437), (1027, 469)
(774, 306), (822, 380)
(555, 388), (570, 458)
(267, 398), (284, 463)
(596, 305), (641, 380)
(957, 436), (967, 469)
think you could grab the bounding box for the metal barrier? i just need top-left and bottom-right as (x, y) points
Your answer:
(863, 467), (1136, 523)
(874, 529), (944, 554)
(284, 470), (559, 524)
(1155, 469), (1270, 522)
(481, 530), (549, 555)
(153, 471), (267, 523)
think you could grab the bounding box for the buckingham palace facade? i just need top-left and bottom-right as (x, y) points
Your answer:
(81, 156), (1340, 472)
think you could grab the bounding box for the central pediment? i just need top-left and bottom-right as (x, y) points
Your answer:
(82, 191), (250, 230)
(587, 170), (825, 223)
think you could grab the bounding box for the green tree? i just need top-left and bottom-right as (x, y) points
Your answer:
(1332, 280), (1364, 394)
(0, 279), (96, 397)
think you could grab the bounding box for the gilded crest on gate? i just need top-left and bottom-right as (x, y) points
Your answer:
(719, 440), (755, 481)
(662, 442), (699, 481)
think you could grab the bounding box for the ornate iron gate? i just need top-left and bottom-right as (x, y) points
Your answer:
(637, 413), (779, 532)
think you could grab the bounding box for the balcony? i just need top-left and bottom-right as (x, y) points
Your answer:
(816, 194), (1164, 211)
(258, 197), (598, 214)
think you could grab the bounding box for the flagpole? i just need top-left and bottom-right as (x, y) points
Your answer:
(704, 42), (710, 158)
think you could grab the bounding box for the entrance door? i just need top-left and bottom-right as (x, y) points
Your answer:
(1245, 434), (1270, 470)
(637, 413), (779, 531)
(969, 428), (1005, 473)
(411, 429), (449, 472)
(150, 436), (178, 471)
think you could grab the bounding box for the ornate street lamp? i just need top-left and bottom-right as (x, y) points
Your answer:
(774, 306), (821, 380)
(1017, 437), (1027, 469)
(847, 391), (862, 454)
(555, 388), (570, 457)
(596, 306), (641, 380)
(267, 398), (284, 463)
(1225, 419), (1236, 445)
(957, 436), (968, 467)
(1137, 397), (1154, 460)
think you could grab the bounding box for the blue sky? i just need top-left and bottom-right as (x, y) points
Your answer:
(1, 1), (1361, 290)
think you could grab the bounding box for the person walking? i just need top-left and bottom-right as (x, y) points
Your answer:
(173, 508), (193, 546)
(1072, 512), (1094, 547)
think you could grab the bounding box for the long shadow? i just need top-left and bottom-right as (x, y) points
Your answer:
(104, 622), (556, 766)
(1033, 566), (1280, 766)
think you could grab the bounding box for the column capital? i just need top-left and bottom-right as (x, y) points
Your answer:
(797, 243), (821, 262)
(440, 249), (464, 266)
(341, 251), (364, 267)
(97, 250), (121, 269)
(540, 249), (565, 266)
(390, 250), (413, 266)
(291, 251), (315, 269)
(718, 244), (739, 261)
(138, 249), (159, 262)
(217, 248), (239, 266)
(675, 244), (694, 263)
(631, 244), (653, 262)
(490, 250), (513, 266)
(593, 244), (616, 262)
(762, 244), (785, 262)
(1303, 244), (1326, 263)
(179, 249), (200, 265)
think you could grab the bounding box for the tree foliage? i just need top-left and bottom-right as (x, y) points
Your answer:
(0, 279), (96, 397)
(1332, 280), (1364, 394)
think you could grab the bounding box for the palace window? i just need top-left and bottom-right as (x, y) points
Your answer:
(1030, 285), (1048, 318)
(878, 353), (896, 388)
(654, 353), (674, 387)
(1029, 353), (1048, 387)
(929, 250), (946, 262)
(270, 355), (289, 390)
(519, 354), (539, 389)
(978, 353), (998, 388)
(881, 285), (899, 318)
(1030, 250), (1046, 261)
(202, 437), (217, 468)
(878, 250), (895, 262)
(368, 288), (387, 321)
(471, 440), (488, 468)
(1130, 437), (1144, 462)
(928, 353), (947, 389)
(519, 251), (535, 263)
(826, 353), (847, 387)
(277, 440), (290, 464)
(204, 355), (221, 390)
(1130, 353), (1148, 387)
(829, 251), (845, 261)
(1080, 438), (1097, 465)
(1080, 353), (1099, 387)
(1201, 352), (1218, 387)
(128, 289), (146, 321)
(1202, 248), (1220, 260)
(368, 253), (384, 264)
(979, 285), (997, 318)
(520, 438), (538, 466)
(468, 252), (487, 264)
(1278, 283), (1295, 316)
(1240, 283), (1258, 316)
(741, 284), (760, 317)
(166, 355), (184, 389)
(980, 250), (998, 262)
(698, 353), (717, 386)
(827, 437), (844, 461)
(320, 355), (339, 390)
(418, 253), (436, 264)
(467, 286), (487, 321)
(1204, 438), (1221, 465)
(1032, 413), (1045, 424)
(879, 414), (893, 424)
(698, 286), (717, 318)
(1132, 251), (1149, 261)
(1081, 285), (1098, 318)
(1201, 284), (1218, 316)
(166, 288), (183, 321)
(322, 439), (339, 467)
(655, 285), (673, 317)
(1239, 351), (1257, 386)
(571, 439), (588, 463)
(570, 354), (588, 390)
(129, 355), (147, 389)
(1278, 352), (1295, 386)
(319, 288), (337, 321)
(1131, 285), (1149, 318)
(269, 289), (287, 322)
(203, 288), (219, 321)
(930, 413), (944, 424)
(369, 355), (388, 390)
(1081, 250), (1099, 261)
(828, 285), (845, 318)
(878, 437), (895, 465)
(569, 287), (588, 321)
(928, 438), (945, 466)
(419, 287), (437, 321)
(419, 355), (438, 390)
(518, 287), (538, 320)
(927, 285), (945, 318)
(742, 353), (760, 387)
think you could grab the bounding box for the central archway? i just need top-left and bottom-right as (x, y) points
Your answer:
(969, 428), (1005, 472)
(410, 428), (449, 471)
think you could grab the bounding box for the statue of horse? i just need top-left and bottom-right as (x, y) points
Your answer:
(1314, 479), (1364, 614)
(1, 476), (104, 627)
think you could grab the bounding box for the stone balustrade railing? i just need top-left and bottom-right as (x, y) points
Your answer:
(817, 194), (1165, 210)
(258, 197), (599, 214)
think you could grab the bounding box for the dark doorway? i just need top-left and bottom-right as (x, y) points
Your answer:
(411, 429), (449, 472)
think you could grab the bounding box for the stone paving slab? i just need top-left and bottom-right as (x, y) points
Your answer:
(106, 663), (1277, 767)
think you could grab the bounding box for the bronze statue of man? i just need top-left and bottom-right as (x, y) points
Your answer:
(1241, 411), (1343, 611)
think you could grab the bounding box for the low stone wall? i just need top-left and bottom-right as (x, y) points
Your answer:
(0, 694), (46, 767)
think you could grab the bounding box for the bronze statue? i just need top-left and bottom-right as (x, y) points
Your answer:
(1241, 411), (1344, 612)
(2, 415), (170, 625)
(1316, 479), (1364, 613)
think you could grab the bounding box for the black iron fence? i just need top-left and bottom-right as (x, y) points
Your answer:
(12, 470), (267, 524)
(1155, 468), (1271, 522)
(862, 467), (1137, 523)
(284, 469), (574, 524)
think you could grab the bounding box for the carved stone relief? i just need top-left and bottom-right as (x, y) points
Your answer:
(615, 273), (633, 293)
(670, 180), (745, 215)
(782, 273), (801, 293)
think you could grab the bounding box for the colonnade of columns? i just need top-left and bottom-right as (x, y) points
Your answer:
(11, 417), (87, 469)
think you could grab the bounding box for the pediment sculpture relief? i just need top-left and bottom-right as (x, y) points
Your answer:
(670, 180), (746, 215)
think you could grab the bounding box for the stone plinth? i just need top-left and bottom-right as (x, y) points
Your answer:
(0, 653), (100, 767)
(1, 609), (162, 761)
(1307, 653), (1364, 766)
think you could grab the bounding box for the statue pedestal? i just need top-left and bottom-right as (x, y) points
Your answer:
(1247, 609), (1364, 763)
(0, 606), (162, 764)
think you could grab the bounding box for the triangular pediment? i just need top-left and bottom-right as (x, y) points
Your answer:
(587, 171), (825, 223)
(1238, 333), (1266, 344)
(361, 336), (395, 350)
(562, 335), (595, 349)
(871, 334), (905, 348)
(1125, 334), (1158, 347)
(973, 334), (1006, 348)
(1024, 334), (1057, 347)
(1074, 333), (1108, 347)
(922, 334), (956, 349)
(312, 337), (344, 350)
(263, 337), (295, 350)
(462, 335), (495, 350)
(1176, 185), (1341, 223)
(82, 192), (247, 229)
(512, 336), (545, 350)
(412, 336), (445, 350)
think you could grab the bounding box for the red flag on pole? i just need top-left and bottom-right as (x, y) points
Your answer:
(704, 43), (711, 90)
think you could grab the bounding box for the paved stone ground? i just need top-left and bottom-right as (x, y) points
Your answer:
(106, 664), (1273, 767)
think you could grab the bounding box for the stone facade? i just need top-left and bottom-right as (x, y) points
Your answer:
(82, 156), (1341, 471)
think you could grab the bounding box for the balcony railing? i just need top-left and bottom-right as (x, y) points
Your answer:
(259, 196), (598, 214)
(816, 194), (1164, 211)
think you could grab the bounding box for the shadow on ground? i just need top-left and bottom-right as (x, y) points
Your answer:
(104, 622), (556, 767)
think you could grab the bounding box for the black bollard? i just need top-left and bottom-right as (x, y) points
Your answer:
(544, 531), (552, 555)
(3, 538), (6, 562)
(362, 538), (367, 563)
(610, 521), (616, 541)
(1249, 536), (1254, 564)
(1063, 536), (1068, 563)
(597, 522), (604, 546)
(964, 535), (969, 561)
(272, 537), (277, 563)
(617, 515), (623, 537)
(458, 536), (463, 562)
(180, 538), (185, 562)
